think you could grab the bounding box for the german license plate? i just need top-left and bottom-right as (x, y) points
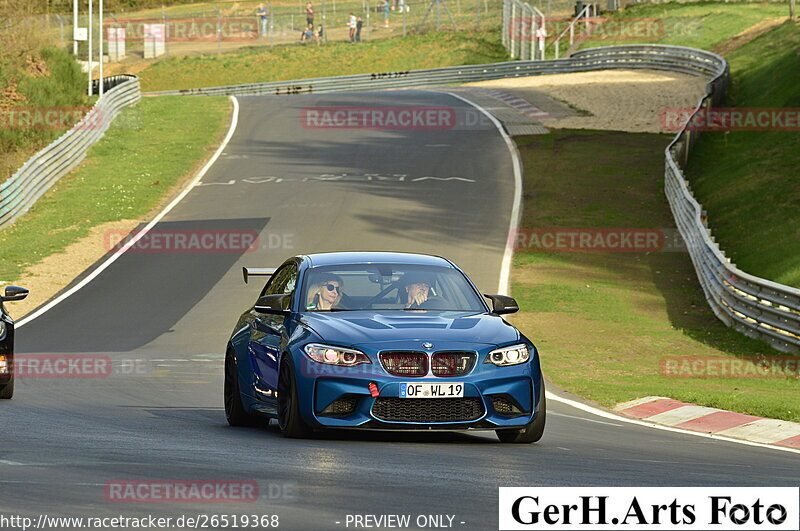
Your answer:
(399, 382), (464, 398)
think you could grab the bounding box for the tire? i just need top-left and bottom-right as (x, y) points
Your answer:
(0, 378), (14, 399)
(224, 348), (261, 427)
(277, 356), (313, 438)
(496, 379), (546, 444)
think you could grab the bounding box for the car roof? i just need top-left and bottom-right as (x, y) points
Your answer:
(302, 252), (454, 268)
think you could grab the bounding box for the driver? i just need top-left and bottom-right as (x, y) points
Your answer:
(306, 273), (344, 311)
(403, 272), (435, 309)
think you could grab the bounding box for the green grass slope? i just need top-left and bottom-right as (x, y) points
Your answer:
(686, 21), (800, 287)
(575, 2), (788, 51)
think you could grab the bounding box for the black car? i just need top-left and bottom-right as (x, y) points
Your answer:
(1, 285), (29, 399)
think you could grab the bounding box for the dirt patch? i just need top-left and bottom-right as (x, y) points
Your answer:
(25, 54), (50, 77)
(467, 69), (708, 133)
(712, 17), (787, 56)
(0, 83), (27, 109)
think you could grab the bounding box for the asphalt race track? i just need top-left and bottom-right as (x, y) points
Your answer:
(3, 91), (798, 530)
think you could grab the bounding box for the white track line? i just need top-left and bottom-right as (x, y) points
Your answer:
(440, 91), (522, 295)
(443, 90), (800, 456)
(17, 96), (241, 329)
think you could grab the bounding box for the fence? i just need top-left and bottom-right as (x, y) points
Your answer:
(502, 0), (546, 60)
(23, 0), (503, 62)
(0, 75), (140, 231)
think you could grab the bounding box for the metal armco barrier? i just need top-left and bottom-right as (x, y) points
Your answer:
(144, 46), (727, 97)
(0, 75), (141, 230)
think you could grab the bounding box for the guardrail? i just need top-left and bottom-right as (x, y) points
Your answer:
(0, 75), (141, 230)
(659, 56), (800, 354)
(145, 45), (726, 97)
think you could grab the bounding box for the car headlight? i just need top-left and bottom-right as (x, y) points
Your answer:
(304, 343), (371, 367)
(485, 344), (530, 366)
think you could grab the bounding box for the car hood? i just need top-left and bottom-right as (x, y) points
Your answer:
(297, 310), (520, 349)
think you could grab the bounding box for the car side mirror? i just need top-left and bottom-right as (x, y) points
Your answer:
(254, 294), (291, 315)
(2, 285), (29, 302)
(484, 294), (519, 315)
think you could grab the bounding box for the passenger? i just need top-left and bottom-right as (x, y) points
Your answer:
(307, 274), (344, 310)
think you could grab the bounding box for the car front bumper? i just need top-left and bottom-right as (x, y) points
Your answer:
(295, 360), (543, 430)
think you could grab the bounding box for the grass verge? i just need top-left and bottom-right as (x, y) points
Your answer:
(511, 129), (799, 422)
(138, 29), (507, 91)
(685, 21), (800, 288)
(575, 2), (788, 51)
(0, 96), (231, 283)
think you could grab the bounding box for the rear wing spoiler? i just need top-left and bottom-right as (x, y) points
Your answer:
(242, 267), (277, 284)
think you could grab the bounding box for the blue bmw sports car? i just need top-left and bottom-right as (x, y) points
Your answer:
(224, 252), (545, 443)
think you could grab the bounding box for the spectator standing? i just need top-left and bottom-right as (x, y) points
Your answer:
(381, 0), (390, 27)
(347, 13), (357, 42)
(305, 2), (315, 26)
(256, 3), (269, 37)
(355, 16), (363, 42)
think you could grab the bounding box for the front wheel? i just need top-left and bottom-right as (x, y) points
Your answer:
(277, 356), (313, 438)
(224, 348), (261, 427)
(496, 380), (546, 444)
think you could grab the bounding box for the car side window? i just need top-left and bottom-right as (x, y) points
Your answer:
(261, 264), (298, 298)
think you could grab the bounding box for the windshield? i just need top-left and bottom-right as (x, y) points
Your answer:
(301, 263), (487, 312)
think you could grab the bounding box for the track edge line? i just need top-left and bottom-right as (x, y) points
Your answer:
(17, 96), (241, 328)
